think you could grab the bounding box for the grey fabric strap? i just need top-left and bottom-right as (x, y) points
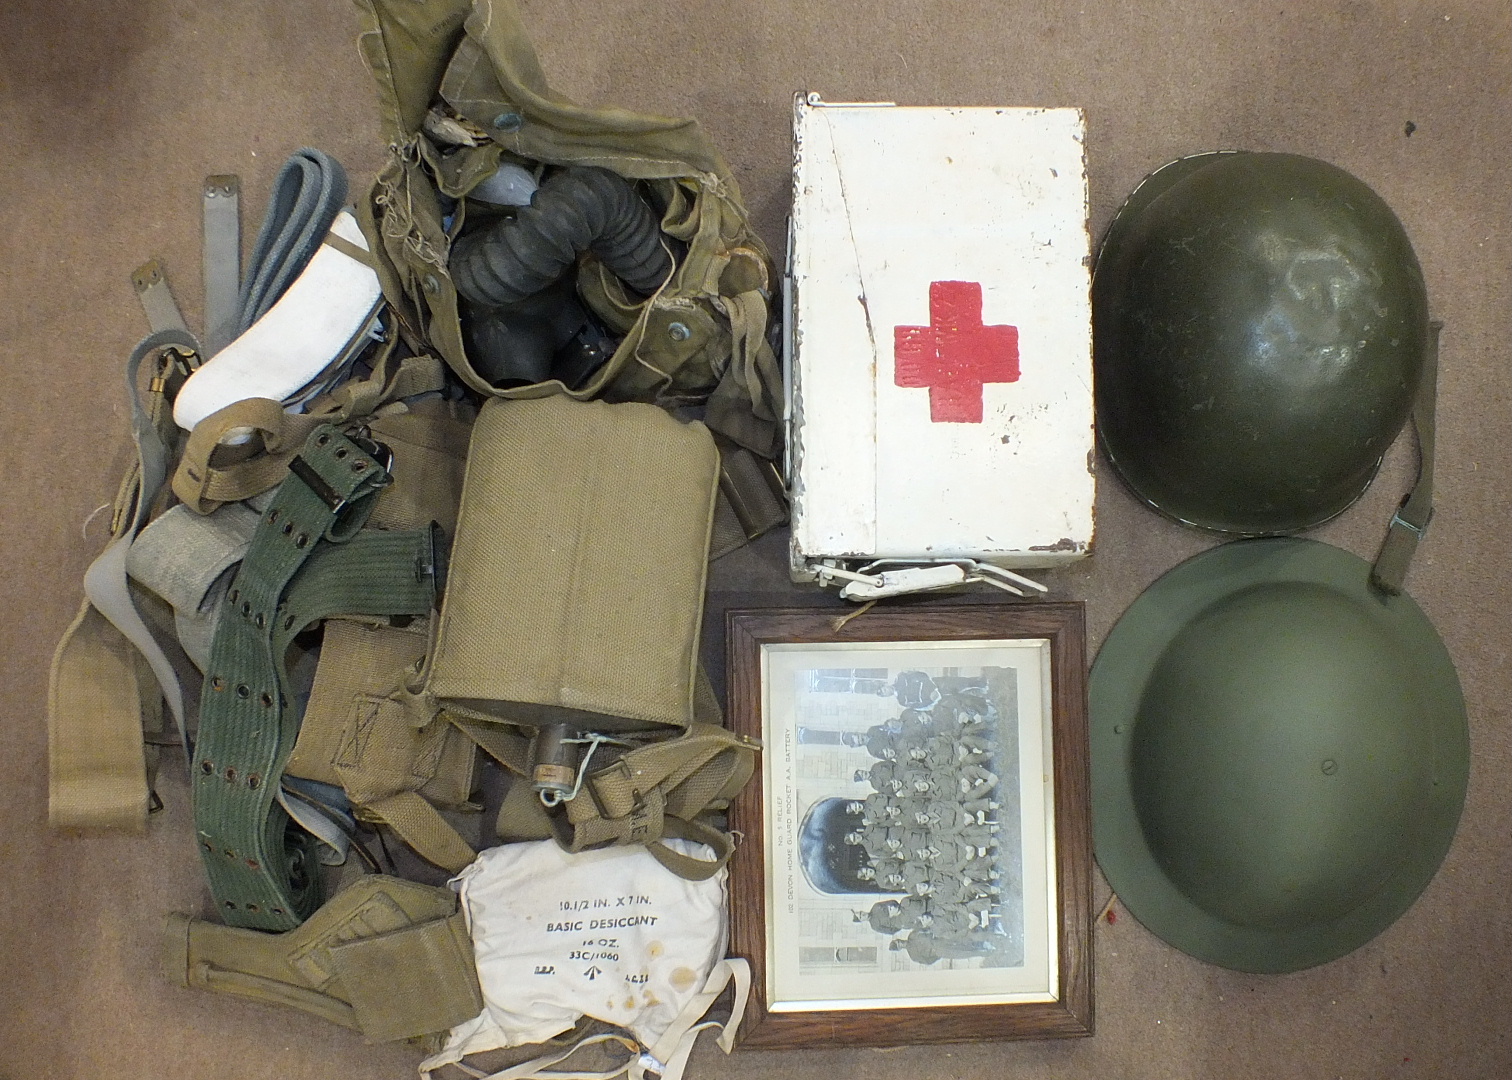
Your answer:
(239, 148), (349, 333)
(131, 260), (190, 335)
(126, 502), (262, 671)
(1371, 320), (1441, 595)
(202, 175), (242, 356)
(83, 329), (202, 766)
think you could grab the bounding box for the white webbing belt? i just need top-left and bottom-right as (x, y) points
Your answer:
(173, 209), (382, 432)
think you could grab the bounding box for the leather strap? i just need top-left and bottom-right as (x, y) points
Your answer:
(1371, 320), (1441, 595)
(192, 425), (403, 929)
(202, 175), (242, 356)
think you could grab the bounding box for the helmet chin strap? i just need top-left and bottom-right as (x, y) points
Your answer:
(1371, 320), (1441, 595)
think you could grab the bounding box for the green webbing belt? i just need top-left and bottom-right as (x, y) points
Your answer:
(194, 426), (439, 931)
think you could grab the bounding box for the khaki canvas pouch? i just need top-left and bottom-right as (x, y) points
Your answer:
(285, 396), (480, 869)
(424, 394), (718, 734)
(163, 874), (482, 1045)
(287, 618), (477, 812)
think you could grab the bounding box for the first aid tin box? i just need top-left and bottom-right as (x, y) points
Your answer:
(786, 95), (1095, 579)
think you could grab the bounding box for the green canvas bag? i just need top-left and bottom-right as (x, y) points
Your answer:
(351, 0), (784, 465)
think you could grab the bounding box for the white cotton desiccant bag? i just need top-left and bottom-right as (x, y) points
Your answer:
(425, 840), (743, 1080)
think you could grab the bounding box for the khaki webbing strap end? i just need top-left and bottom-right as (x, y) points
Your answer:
(646, 814), (734, 881)
(363, 790), (476, 873)
(172, 396), (303, 514)
(1372, 320), (1441, 595)
(323, 229), (379, 270)
(48, 602), (153, 832)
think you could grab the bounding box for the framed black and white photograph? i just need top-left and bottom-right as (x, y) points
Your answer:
(726, 605), (1092, 1048)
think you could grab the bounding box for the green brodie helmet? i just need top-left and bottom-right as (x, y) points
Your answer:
(1090, 538), (1468, 973)
(1093, 152), (1429, 535)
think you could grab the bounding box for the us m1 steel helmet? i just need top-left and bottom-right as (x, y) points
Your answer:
(1090, 537), (1468, 973)
(1093, 152), (1429, 535)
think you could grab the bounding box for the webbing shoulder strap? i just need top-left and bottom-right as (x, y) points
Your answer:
(450, 717), (759, 880)
(50, 333), (201, 831)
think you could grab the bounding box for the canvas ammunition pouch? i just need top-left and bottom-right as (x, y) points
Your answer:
(352, 0), (786, 549)
(164, 874), (482, 1045)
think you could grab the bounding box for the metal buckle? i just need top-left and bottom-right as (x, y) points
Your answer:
(287, 433), (395, 513)
(287, 454), (346, 512)
(1390, 508), (1432, 538)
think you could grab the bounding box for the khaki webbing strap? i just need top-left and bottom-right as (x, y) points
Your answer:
(452, 716), (757, 880)
(164, 874), (481, 1043)
(48, 602), (160, 831)
(645, 814), (734, 881)
(173, 396), (311, 515)
(323, 228), (379, 270)
(172, 347), (447, 515)
(1372, 320), (1441, 595)
(363, 790), (476, 872)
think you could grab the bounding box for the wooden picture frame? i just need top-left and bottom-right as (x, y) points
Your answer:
(725, 604), (1092, 1048)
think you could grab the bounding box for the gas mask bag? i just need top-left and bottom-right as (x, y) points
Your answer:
(421, 840), (747, 1080)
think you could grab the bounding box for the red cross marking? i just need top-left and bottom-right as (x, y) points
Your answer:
(893, 281), (1020, 423)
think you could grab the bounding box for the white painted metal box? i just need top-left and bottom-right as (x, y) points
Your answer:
(786, 95), (1095, 592)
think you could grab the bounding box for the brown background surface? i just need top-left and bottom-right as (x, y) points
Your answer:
(1, 1), (1507, 1077)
